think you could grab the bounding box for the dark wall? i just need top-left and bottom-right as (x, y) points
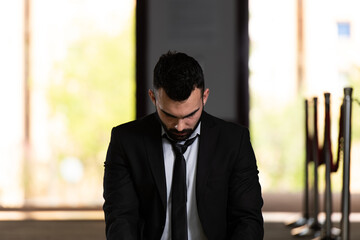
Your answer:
(136, 0), (249, 127)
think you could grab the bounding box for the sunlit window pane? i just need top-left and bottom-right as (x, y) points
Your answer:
(0, 0), (135, 207)
(0, 1), (25, 207)
(249, 0), (360, 193)
(337, 22), (351, 38)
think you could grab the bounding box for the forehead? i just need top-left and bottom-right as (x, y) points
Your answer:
(155, 88), (203, 116)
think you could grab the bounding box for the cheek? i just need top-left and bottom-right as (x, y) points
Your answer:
(186, 116), (200, 128)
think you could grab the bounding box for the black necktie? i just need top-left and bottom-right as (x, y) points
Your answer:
(165, 135), (198, 240)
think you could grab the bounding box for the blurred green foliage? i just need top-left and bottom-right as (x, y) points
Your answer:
(47, 15), (135, 180)
(250, 95), (305, 192)
(348, 65), (360, 141)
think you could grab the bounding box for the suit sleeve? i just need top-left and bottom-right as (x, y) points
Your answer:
(227, 128), (264, 240)
(103, 127), (141, 240)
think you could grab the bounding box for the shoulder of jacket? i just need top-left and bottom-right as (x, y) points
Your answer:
(203, 112), (249, 134)
(112, 113), (158, 135)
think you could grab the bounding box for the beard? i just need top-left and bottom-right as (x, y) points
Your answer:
(166, 128), (194, 142)
(156, 110), (202, 142)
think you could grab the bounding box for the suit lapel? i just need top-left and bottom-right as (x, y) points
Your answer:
(196, 112), (219, 203)
(142, 112), (219, 211)
(143, 114), (167, 211)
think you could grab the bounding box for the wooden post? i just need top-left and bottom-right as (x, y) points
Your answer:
(23, 0), (31, 204)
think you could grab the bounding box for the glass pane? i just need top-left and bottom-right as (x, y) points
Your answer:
(249, 0), (360, 193)
(337, 22), (351, 38)
(0, 0), (136, 207)
(0, 0), (25, 207)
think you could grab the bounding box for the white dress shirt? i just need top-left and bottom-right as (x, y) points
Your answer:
(160, 123), (207, 240)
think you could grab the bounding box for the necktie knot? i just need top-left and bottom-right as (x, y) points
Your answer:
(165, 134), (198, 155)
(176, 136), (198, 154)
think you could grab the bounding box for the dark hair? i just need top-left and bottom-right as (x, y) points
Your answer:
(153, 51), (204, 101)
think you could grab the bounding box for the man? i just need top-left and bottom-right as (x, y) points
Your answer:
(103, 51), (264, 239)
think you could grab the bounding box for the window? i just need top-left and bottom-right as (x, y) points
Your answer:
(337, 22), (351, 38)
(0, 0), (136, 207)
(249, 0), (360, 194)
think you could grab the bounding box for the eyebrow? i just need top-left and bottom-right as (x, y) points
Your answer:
(161, 107), (200, 119)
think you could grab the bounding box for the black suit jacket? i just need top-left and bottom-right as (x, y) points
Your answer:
(103, 112), (263, 240)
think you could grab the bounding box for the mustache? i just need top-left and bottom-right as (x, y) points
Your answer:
(168, 128), (192, 134)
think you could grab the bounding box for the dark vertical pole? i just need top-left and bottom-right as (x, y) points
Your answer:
(341, 87), (352, 240)
(304, 99), (310, 220)
(290, 98), (321, 238)
(323, 93), (333, 239)
(136, 0), (148, 119)
(236, 0), (249, 127)
(311, 97), (321, 232)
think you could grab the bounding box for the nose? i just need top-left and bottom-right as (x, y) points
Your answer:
(175, 119), (186, 131)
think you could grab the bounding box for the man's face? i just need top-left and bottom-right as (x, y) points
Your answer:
(149, 87), (209, 141)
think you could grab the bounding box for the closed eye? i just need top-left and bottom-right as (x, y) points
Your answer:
(161, 107), (200, 119)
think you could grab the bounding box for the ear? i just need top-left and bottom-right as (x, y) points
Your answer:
(148, 89), (156, 105)
(202, 88), (210, 105)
